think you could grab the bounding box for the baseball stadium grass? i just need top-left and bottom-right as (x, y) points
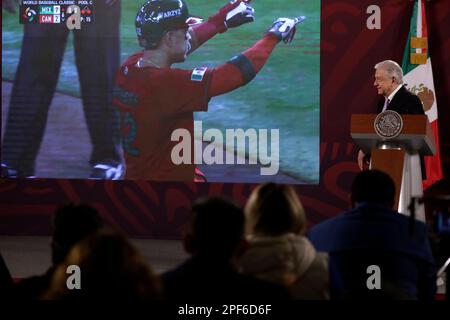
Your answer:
(1, 0), (320, 183)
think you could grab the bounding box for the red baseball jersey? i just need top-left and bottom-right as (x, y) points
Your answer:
(113, 52), (213, 181)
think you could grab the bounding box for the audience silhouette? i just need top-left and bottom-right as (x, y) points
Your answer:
(239, 183), (329, 299)
(13, 204), (104, 299)
(162, 197), (291, 301)
(308, 170), (437, 300)
(2, 173), (442, 301)
(0, 253), (14, 299)
(42, 228), (162, 300)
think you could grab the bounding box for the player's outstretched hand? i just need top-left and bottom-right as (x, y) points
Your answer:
(212, 0), (255, 31)
(224, 0), (255, 29)
(267, 16), (305, 43)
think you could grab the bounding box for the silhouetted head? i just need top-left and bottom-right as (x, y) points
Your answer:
(245, 183), (306, 237)
(51, 204), (104, 265)
(351, 170), (396, 208)
(184, 197), (245, 260)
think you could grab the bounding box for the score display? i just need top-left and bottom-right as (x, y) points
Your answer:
(20, 0), (93, 25)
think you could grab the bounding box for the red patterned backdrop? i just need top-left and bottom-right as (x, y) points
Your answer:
(1, 0), (449, 238)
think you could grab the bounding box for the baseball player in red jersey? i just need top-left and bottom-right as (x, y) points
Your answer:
(113, 0), (302, 181)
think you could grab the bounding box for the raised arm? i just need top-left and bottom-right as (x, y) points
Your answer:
(208, 17), (301, 97)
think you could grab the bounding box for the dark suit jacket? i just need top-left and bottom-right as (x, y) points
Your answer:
(308, 203), (436, 300)
(376, 85), (426, 178)
(377, 85), (424, 115)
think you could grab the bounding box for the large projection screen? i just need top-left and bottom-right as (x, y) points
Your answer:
(1, 0), (320, 185)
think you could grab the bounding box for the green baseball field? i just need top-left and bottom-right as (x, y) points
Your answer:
(1, 0), (320, 183)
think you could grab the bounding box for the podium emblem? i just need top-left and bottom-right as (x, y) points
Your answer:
(374, 110), (403, 139)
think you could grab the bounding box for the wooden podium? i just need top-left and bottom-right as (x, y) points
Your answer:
(350, 114), (436, 213)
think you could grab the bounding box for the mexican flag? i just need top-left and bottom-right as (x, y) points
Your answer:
(401, 0), (443, 190)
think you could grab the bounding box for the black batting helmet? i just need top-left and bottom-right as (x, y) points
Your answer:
(136, 0), (191, 49)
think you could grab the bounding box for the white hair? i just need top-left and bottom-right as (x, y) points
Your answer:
(374, 60), (403, 84)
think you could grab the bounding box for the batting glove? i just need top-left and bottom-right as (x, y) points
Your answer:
(224, 0), (255, 29)
(267, 16), (305, 43)
(210, 0), (255, 32)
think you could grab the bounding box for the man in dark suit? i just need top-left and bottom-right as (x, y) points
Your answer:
(358, 60), (425, 170)
(308, 170), (436, 300)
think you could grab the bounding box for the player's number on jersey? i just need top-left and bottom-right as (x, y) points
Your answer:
(116, 110), (140, 156)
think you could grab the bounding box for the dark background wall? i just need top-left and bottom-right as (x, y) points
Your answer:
(1, 0), (449, 238)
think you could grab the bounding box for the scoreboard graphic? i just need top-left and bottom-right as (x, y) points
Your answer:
(20, 0), (93, 25)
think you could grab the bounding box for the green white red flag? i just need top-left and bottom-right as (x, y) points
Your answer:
(401, 0), (443, 189)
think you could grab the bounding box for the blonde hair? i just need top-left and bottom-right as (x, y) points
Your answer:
(245, 183), (306, 237)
